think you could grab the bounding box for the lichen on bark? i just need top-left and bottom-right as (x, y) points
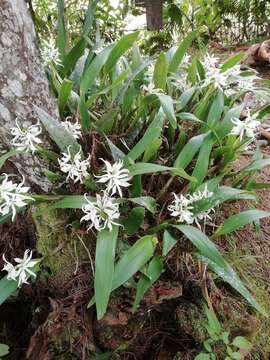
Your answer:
(0, 0), (61, 191)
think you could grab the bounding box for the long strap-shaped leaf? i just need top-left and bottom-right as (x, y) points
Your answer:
(174, 225), (267, 316)
(88, 235), (157, 311)
(124, 110), (165, 163)
(168, 32), (196, 74)
(214, 210), (270, 237)
(127, 162), (194, 181)
(95, 226), (119, 320)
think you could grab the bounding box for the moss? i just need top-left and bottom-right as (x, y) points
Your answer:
(176, 300), (207, 342)
(33, 204), (75, 274)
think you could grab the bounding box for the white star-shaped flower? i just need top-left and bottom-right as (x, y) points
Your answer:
(96, 159), (131, 197)
(62, 119), (81, 140)
(11, 119), (42, 154)
(230, 109), (261, 141)
(168, 193), (194, 224)
(80, 192), (120, 232)
(0, 174), (34, 221)
(58, 147), (90, 184)
(41, 38), (62, 67)
(2, 250), (38, 287)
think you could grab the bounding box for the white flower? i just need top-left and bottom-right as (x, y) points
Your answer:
(168, 186), (215, 228)
(0, 174), (34, 221)
(62, 119), (81, 140)
(11, 119), (42, 154)
(202, 53), (219, 72)
(2, 250), (38, 287)
(230, 109), (261, 141)
(80, 192), (120, 231)
(96, 159), (131, 197)
(41, 38), (62, 67)
(58, 147), (90, 184)
(203, 67), (229, 90)
(189, 185), (213, 202)
(168, 193), (194, 224)
(181, 54), (191, 67)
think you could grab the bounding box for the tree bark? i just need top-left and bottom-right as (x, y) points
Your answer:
(0, 0), (60, 191)
(146, 0), (163, 31)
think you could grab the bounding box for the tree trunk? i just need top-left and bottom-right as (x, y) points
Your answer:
(146, 0), (163, 31)
(0, 0), (60, 191)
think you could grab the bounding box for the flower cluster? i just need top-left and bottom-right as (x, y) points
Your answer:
(58, 146), (90, 184)
(2, 250), (38, 287)
(80, 160), (132, 232)
(0, 174), (34, 221)
(11, 119), (42, 154)
(168, 185), (214, 228)
(201, 53), (260, 94)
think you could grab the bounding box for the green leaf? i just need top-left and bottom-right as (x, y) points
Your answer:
(157, 94), (177, 129)
(112, 235), (157, 290)
(0, 149), (18, 170)
(129, 196), (156, 214)
(214, 210), (270, 237)
(162, 230), (177, 256)
(231, 352), (241, 360)
(35, 106), (80, 154)
(244, 158), (270, 172)
(123, 207), (145, 235)
(207, 91), (224, 127)
(178, 86), (197, 109)
(106, 136), (125, 161)
(0, 212), (12, 225)
(133, 256), (163, 311)
(89, 353), (112, 360)
(205, 308), (221, 334)
(0, 344), (9, 357)
(79, 96), (91, 131)
(232, 336), (252, 350)
(0, 277), (18, 306)
(51, 195), (94, 209)
(127, 162), (193, 181)
(215, 105), (243, 139)
(168, 32), (196, 73)
(221, 52), (245, 72)
(104, 32), (139, 74)
(154, 52), (168, 91)
(95, 226), (119, 320)
(174, 225), (267, 316)
(57, 0), (66, 59)
(190, 134), (214, 189)
(63, 38), (87, 76)
(143, 138), (162, 162)
(125, 110), (165, 162)
(174, 133), (208, 169)
(194, 354), (211, 360)
(58, 79), (73, 112)
(82, 0), (98, 36)
(80, 45), (113, 94)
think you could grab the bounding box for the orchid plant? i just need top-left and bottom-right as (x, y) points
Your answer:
(1, 3), (270, 329)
